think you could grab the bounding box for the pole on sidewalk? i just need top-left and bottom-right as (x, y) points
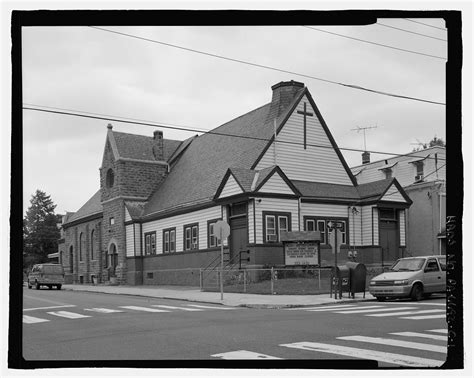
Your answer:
(220, 228), (224, 301)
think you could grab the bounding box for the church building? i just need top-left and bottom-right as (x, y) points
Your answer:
(58, 81), (412, 285)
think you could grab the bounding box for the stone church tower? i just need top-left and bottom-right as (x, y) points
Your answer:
(99, 124), (168, 284)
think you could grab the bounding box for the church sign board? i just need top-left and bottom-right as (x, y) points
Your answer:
(280, 231), (321, 266)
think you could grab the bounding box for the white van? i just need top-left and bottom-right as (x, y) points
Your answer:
(27, 263), (65, 290)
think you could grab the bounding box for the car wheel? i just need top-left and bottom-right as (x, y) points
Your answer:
(57, 285), (62, 290)
(411, 283), (424, 301)
(35, 281), (40, 290)
(423, 293), (432, 299)
(376, 296), (386, 302)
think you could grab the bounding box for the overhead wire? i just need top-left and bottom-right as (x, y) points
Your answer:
(302, 25), (446, 59)
(375, 22), (447, 42)
(22, 104), (445, 162)
(88, 26), (445, 106)
(402, 18), (446, 31)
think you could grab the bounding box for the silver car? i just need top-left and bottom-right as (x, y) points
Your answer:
(369, 255), (446, 301)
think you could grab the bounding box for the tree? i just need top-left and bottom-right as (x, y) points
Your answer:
(23, 190), (60, 269)
(429, 136), (445, 147)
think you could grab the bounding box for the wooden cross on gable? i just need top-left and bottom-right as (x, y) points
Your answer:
(297, 102), (313, 149)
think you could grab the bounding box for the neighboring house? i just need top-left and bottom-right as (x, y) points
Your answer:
(58, 80), (413, 285)
(351, 146), (446, 257)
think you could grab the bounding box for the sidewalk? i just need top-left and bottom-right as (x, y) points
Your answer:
(62, 284), (375, 308)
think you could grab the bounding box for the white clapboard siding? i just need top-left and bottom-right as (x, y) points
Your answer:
(134, 223), (141, 256)
(348, 206), (362, 246)
(399, 209), (406, 246)
(373, 207), (379, 245)
(125, 207), (131, 222)
(248, 199), (255, 244)
(381, 184), (406, 202)
(219, 175), (243, 198)
(141, 206), (223, 254)
(256, 95), (353, 185)
(125, 224), (135, 257)
(300, 203), (349, 219)
(361, 206), (375, 246)
(254, 198), (299, 243)
(258, 173), (295, 194)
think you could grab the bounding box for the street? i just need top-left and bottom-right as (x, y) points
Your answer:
(22, 288), (447, 367)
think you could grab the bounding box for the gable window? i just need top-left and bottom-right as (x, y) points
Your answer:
(304, 217), (347, 245)
(383, 168), (392, 179)
(163, 228), (176, 253)
(184, 223), (199, 251)
(145, 232), (156, 255)
(106, 168), (115, 188)
(263, 212), (291, 243)
(208, 219), (222, 248)
(413, 161), (424, 181)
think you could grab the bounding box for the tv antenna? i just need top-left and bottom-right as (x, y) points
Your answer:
(351, 125), (378, 151)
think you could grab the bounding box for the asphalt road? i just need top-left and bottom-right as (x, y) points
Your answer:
(21, 287), (447, 368)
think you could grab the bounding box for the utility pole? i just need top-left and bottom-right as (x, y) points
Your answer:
(351, 125), (378, 151)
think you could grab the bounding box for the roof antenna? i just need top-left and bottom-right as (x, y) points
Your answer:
(351, 125), (378, 151)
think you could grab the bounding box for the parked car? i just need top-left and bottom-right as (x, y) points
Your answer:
(27, 263), (65, 290)
(369, 255), (446, 301)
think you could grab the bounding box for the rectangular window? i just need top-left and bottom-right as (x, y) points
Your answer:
(110, 217), (115, 225)
(184, 224), (199, 251)
(304, 217), (348, 245)
(208, 220), (222, 248)
(263, 212), (291, 243)
(317, 220), (326, 244)
(144, 232), (156, 255)
(305, 219), (315, 231)
(163, 228), (176, 253)
(385, 169), (392, 179)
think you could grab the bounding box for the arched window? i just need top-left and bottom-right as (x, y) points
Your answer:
(90, 230), (95, 260)
(79, 233), (83, 261)
(108, 243), (118, 276)
(106, 168), (115, 188)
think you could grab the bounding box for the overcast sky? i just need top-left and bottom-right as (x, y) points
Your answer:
(18, 10), (451, 216)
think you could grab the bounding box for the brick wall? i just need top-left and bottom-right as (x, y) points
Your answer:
(117, 160), (167, 198)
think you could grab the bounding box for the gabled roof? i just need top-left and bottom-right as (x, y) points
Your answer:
(125, 201), (145, 220)
(64, 190), (102, 225)
(111, 130), (182, 162)
(143, 98), (301, 216)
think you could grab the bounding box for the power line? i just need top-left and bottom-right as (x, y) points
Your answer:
(302, 25), (446, 59)
(22, 104), (445, 162)
(402, 18), (446, 31)
(376, 22), (447, 42)
(88, 26), (445, 106)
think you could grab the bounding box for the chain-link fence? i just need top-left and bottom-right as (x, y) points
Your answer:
(201, 267), (335, 295)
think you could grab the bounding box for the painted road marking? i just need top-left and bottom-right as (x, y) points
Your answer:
(428, 329), (448, 334)
(119, 306), (170, 313)
(335, 306), (414, 314)
(47, 311), (91, 319)
(367, 309), (444, 317)
(212, 350), (281, 359)
(286, 305), (357, 311)
(152, 305), (204, 311)
(401, 314), (445, 320)
(23, 305), (76, 312)
(23, 315), (50, 324)
(280, 341), (444, 367)
(337, 335), (446, 353)
(84, 308), (124, 313)
(187, 304), (236, 310)
(390, 332), (447, 341)
(306, 305), (359, 312)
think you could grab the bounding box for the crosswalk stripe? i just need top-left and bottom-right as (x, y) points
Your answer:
(47, 311), (91, 319)
(338, 335), (446, 353)
(119, 306), (170, 313)
(401, 314), (445, 320)
(187, 304), (236, 310)
(280, 341), (444, 367)
(84, 308), (124, 313)
(152, 305), (204, 311)
(367, 309), (444, 317)
(305, 305), (359, 312)
(23, 305), (76, 312)
(336, 306), (414, 314)
(428, 329), (448, 334)
(212, 350), (281, 359)
(389, 331), (447, 341)
(23, 315), (50, 324)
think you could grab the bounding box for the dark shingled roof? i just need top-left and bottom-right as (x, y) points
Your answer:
(228, 168), (257, 192)
(143, 88), (305, 216)
(112, 131), (182, 162)
(65, 190), (102, 224)
(125, 201), (145, 220)
(356, 178), (394, 199)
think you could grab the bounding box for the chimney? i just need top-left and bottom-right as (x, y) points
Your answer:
(270, 80), (305, 119)
(152, 130), (164, 161)
(362, 151), (370, 164)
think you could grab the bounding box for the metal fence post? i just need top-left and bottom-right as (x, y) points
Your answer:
(243, 270), (247, 293)
(199, 268), (203, 291)
(271, 267), (274, 295)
